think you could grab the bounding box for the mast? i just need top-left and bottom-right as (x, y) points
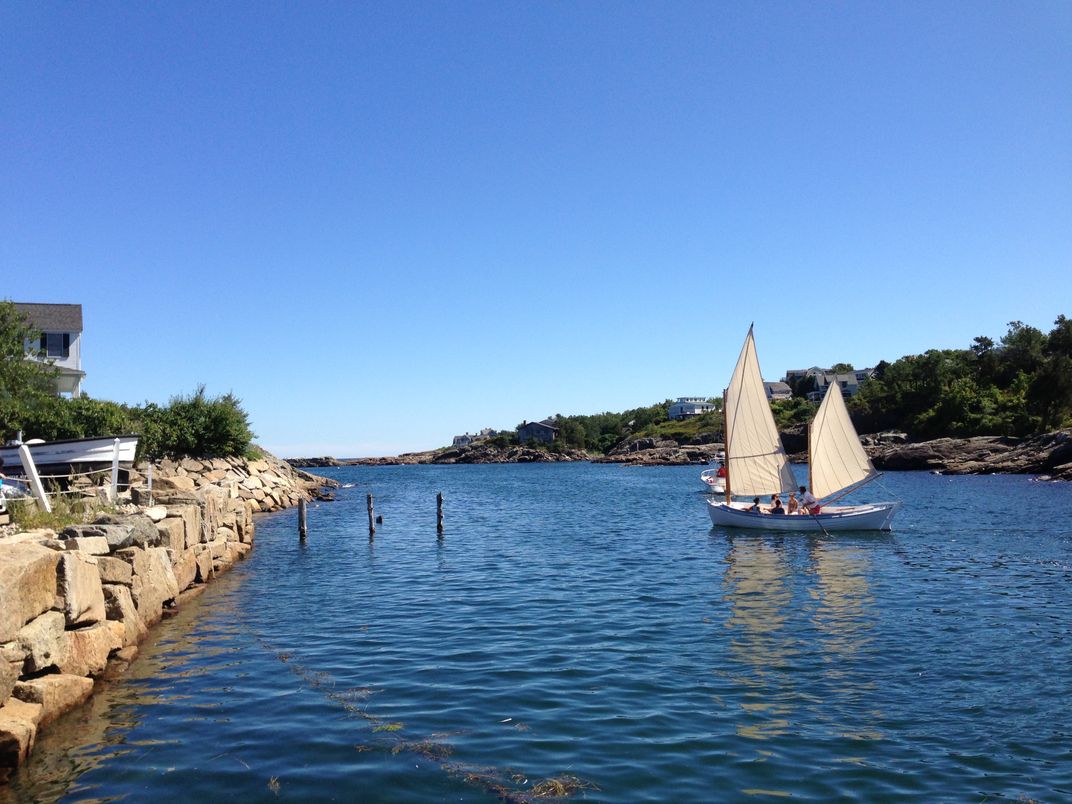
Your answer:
(722, 387), (730, 504)
(807, 420), (812, 495)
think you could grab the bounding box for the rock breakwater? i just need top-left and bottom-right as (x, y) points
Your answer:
(0, 486), (252, 781)
(0, 450), (335, 783)
(137, 451), (337, 509)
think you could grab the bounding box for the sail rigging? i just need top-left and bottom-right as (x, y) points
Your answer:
(808, 382), (877, 500)
(724, 326), (797, 497)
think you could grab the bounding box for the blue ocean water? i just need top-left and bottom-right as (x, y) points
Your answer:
(6, 464), (1072, 802)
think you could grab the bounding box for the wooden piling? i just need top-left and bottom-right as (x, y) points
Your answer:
(436, 492), (444, 534)
(298, 498), (308, 541)
(367, 493), (376, 537)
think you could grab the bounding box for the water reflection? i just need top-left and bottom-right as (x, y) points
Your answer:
(807, 539), (882, 742)
(720, 535), (795, 740)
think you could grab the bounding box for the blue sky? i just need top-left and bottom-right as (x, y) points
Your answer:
(3, 2), (1069, 456)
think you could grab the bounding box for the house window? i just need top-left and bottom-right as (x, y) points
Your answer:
(42, 333), (70, 358)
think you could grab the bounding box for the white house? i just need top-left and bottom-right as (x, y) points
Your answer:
(15, 302), (84, 397)
(668, 397), (716, 421)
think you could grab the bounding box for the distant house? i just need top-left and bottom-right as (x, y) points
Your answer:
(517, 419), (558, 444)
(15, 302), (84, 397)
(668, 397), (716, 421)
(785, 366), (875, 401)
(784, 366), (825, 388)
(805, 370), (876, 401)
(452, 428), (499, 447)
(764, 381), (792, 401)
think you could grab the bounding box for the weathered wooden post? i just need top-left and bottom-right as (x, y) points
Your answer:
(436, 492), (444, 535)
(367, 493), (375, 537)
(298, 497), (308, 541)
(147, 463), (154, 506)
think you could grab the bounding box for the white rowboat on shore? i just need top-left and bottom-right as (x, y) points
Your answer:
(0, 435), (139, 469)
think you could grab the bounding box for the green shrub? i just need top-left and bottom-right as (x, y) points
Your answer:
(133, 386), (255, 460)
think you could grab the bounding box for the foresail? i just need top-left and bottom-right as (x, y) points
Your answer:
(724, 327), (796, 497)
(809, 383), (876, 499)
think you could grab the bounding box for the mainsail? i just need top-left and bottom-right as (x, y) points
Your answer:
(724, 327), (797, 498)
(809, 383), (877, 500)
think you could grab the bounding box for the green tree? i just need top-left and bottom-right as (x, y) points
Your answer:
(0, 300), (60, 440)
(1027, 315), (1072, 429)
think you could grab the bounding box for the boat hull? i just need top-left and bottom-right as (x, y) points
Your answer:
(0, 435), (139, 469)
(708, 500), (901, 531)
(699, 469), (726, 494)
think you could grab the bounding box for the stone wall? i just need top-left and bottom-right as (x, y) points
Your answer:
(0, 485), (254, 782)
(134, 452), (335, 512)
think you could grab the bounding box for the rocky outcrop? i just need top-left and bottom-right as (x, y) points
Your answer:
(298, 444), (593, 466)
(594, 436), (724, 466)
(868, 429), (1072, 479)
(0, 483), (260, 783)
(285, 456), (344, 467)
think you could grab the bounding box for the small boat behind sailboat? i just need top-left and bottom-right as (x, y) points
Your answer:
(707, 327), (899, 532)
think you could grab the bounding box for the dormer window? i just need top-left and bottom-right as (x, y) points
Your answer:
(42, 333), (70, 358)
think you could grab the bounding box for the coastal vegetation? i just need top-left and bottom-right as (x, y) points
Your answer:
(510, 315), (1072, 453)
(851, 316), (1072, 438)
(0, 300), (255, 460)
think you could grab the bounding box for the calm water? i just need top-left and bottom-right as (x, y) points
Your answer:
(6, 464), (1072, 803)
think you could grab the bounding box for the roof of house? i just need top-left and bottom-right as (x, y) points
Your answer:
(520, 419), (559, 432)
(13, 303), (83, 332)
(764, 381), (792, 392)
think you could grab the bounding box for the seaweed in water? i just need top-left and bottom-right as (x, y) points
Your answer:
(392, 740), (454, 760)
(526, 775), (601, 799)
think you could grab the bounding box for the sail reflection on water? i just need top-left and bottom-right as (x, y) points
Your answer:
(720, 536), (796, 740)
(808, 539), (884, 742)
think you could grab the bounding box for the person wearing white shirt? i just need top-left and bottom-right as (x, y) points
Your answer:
(798, 485), (819, 513)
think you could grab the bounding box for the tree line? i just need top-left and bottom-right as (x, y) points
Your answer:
(514, 314), (1072, 451)
(0, 301), (255, 460)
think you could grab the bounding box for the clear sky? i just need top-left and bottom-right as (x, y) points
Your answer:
(3, 2), (1069, 457)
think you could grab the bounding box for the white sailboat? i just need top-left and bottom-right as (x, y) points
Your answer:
(699, 451), (726, 493)
(707, 327), (899, 531)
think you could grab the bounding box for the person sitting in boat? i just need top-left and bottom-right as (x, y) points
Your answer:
(748, 496), (762, 512)
(770, 494), (785, 515)
(786, 492), (799, 514)
(716, 462), (727, 478)
(799, 485), (820, 514)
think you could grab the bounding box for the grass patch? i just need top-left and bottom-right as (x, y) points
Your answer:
(6, 493), (92, 532)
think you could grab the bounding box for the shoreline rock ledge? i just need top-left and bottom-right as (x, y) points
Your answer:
(288, 444), (592, 466)
(287, 428), (1072, 479)
(868, 429), (1072, 480)
(0, 449), (335, 783)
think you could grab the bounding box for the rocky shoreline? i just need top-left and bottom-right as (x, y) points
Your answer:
(288, 428), (1072, 480)
(0, 450), (333, 783)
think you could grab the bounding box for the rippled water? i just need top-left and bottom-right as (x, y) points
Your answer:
(6, 464), (1072, 802)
